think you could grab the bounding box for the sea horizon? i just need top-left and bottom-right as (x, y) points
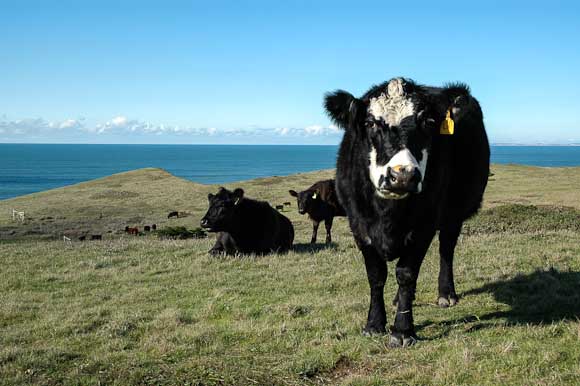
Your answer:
(3, 143), (580, 201)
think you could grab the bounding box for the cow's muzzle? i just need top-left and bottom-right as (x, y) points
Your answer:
(200, 218), (211, 229)
(379, 166), (422, 195)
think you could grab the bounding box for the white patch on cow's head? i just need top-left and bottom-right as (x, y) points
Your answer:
(368, 78), (415, 127)
(368, 147), (428, 199)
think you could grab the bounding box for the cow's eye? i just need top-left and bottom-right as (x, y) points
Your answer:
(416, 111), (435, 133)
(365, 119), (376, 130)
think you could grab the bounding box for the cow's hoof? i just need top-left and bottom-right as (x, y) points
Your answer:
(388, 332), (417, 348)
(208, 249), (223, 256)
(362, 325), (387, 336)
(437, 296), (459, 308)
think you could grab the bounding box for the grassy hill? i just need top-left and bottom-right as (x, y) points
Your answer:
(1, 165), (580, 385)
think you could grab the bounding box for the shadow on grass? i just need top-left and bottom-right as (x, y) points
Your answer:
(416, 268), (580, 340)
(464, 267), (580, 324)
(292, 242), (338, 254)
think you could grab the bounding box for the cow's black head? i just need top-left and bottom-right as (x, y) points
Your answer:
(325, 77), (461, 199)
(200, 187), (244, 231)
(289, 189), (319, 215)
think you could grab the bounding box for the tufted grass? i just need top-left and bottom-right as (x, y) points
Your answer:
(1, 164), (580, 385)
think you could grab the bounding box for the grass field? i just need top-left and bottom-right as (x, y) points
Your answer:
(1, 165), (580, 385)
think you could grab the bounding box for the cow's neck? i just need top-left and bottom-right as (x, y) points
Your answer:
(226, 200), (257, 239)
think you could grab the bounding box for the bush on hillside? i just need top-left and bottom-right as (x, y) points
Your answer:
(156, 226), (207, 240)
(463, 204), (580, 235)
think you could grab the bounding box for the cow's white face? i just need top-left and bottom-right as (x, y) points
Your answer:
(365, 78), (431, 199)
(369, 147), (428, 199)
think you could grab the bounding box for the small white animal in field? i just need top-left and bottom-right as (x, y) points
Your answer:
(11, 209), (25, 222)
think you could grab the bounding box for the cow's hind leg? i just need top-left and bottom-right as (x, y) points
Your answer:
(358, 241), (388, 335)
(324, 217), (334, 244)
(438, 223), (462, 307)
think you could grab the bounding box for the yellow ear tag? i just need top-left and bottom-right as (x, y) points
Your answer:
(440, 109), (454, 135)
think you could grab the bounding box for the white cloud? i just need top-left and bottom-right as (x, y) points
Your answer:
(0, 117), (85, 135)
(304, 125), (341, 136)
(111, 116), (128, 127)
(58, 119), (84, 129)
(0, 115), (344, 140)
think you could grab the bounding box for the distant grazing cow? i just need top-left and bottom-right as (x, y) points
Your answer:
(125, 227), (139, 236)
(289, 179), (346, 244)
(275, 205), (284, 211)
(78, 235), (86, 241)
(152, 224), (157, 230)
(283, 202), (291, 206)
(144, 225), (151, 232)
(168, 211), (179, 219)
(324, 77), (489, 346)
(200, 187), (294, 255)
(91, 235), (102, 240)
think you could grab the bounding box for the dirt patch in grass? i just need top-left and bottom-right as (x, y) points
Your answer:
(90, 190), (140, 200)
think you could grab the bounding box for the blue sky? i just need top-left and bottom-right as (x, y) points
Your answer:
(1, 0), (579, 144)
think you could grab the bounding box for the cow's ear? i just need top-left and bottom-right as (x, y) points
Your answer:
(440, 83), (474, 122)
(324, 90), (365, 129)
(289, 190), (298, 197)
(233, 188), (244, 205)
(207, 193), (214, 201)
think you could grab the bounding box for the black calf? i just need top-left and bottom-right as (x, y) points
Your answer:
(289, 179), (345, 244)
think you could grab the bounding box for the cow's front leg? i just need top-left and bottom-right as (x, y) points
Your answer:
(360, 244), (388, 335)
(209, 232), (226, 255)
(324, 217), (334, 244)
(210, 232), (238, 255)
(390, 229), (434, 347)
(390, 262), (419, 347)
(310, 221), (320, 244)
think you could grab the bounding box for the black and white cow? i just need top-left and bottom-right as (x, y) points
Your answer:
(324, 77), (489, 347)
(200, 187), (294, 255)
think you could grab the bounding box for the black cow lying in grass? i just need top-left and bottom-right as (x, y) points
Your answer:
(200, 187), (294, 255)
(325, 77), (490, 347)
(289, 179), (346, 244)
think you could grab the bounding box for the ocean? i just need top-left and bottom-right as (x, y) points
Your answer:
(1, 144), (580, 200)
